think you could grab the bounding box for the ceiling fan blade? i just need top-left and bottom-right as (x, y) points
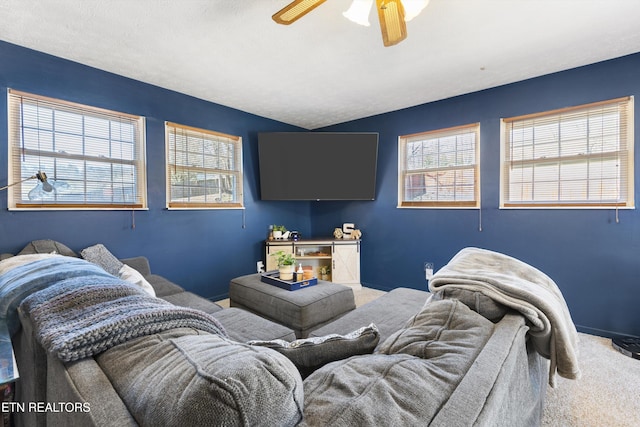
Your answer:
(376, 0), (407, 46)
(273, 0), (328, 25)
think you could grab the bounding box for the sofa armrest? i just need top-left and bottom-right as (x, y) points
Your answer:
(429, 313), (547, 427)
(120, 256), (151, 277)
(47, 354), (137, 426)
(14, 308), (137, 427)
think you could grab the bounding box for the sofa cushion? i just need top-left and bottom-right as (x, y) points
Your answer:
(18, 239), (78, 257)
(309, 287), (429, 347)
(302, 299), (495, 425)
(97, 328), (304, 427)
(248, 324), (380, 378)
(375, 298), (494, 357)
(146, 274), (185, 297)
(160, 291), (222, 315)
(213, 307), (296, 342)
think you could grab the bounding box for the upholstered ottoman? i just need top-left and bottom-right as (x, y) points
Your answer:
(229, 274), (356, 338)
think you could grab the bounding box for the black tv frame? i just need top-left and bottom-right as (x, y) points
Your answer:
(258, 132), (379, 201)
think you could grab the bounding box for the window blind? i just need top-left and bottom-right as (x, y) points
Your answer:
(7, 89), (147, 209)
(398, 123), (480, 208)
(166, 122), (243, 209)
(501, 97), (634, 208)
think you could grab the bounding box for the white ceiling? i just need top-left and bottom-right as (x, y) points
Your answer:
(1, 0), (640, 130)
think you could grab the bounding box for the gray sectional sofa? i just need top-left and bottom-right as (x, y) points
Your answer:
(1, 241), (577, 426)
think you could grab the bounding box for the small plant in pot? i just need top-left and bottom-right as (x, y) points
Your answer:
(272, 225), (287, 240)
(271, 250), (296, 280)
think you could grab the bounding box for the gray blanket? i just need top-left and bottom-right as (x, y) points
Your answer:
(429, 247), (581, 387)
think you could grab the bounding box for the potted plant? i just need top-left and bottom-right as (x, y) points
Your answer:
(272, 225), (287, 240)
(271, 250), (296, 280)
(319, 265), (331, 281)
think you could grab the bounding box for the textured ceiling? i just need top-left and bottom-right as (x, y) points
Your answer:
(1, 0), (640, 129)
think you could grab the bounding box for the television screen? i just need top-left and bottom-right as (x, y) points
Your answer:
(258, 132), (378, 201)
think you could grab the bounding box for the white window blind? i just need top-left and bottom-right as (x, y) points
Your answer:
(398, 123), (480, 208)
(166, 122), (243, 209)
(501, 97), (634, 208)
(7, 89), (147, 209)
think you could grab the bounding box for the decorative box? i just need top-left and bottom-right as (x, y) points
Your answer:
(260, 271), (318, 291)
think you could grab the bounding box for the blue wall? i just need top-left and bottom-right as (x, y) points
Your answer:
(0, 41), (310, 301)
(1, 40), (639, 337)
(314, 53), (640, 338)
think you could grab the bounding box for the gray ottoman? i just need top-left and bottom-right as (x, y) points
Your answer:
(229, 274), (356, 338)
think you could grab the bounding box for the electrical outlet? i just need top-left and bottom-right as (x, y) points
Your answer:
(424, 262), (434, 280)
(257, 261), (265, 273)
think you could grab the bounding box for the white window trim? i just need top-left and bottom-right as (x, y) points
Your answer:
(6, 89), (147, 211)
(165, 121), (244, 210)
(398, 123), (481, 209)
(500, 96), (634, 209)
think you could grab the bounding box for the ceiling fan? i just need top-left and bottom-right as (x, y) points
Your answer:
(273, 0), (429, 47)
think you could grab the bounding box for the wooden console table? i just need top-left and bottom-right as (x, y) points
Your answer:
(265, 238), (361, 289)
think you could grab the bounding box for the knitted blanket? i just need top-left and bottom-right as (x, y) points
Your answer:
(21, 275), (227, 362)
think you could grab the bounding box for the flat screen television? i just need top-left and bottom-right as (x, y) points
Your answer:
(258, 132), (378, 201)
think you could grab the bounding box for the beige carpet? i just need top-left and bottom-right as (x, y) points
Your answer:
(352, 286), (386, 307)
(542, 332), (640, 426)
(217, 287), (640, 425)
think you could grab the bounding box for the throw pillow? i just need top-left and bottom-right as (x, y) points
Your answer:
(97, 330), (304, 427)
(248, 324), (380, 378)
(80, 243), (123, 276)
(376, 299), (494, 358)
(118, 264), (156, 297)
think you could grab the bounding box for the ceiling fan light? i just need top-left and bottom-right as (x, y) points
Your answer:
(377, 0), (407, 46)
(343, 0), (374, 27)
(273, 0), (328, 25)
(402, 0), (429, 22)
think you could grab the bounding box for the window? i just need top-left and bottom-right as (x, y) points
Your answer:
(7, 89), (147, 209)
(398, 123), (480, 208)
(501, 97), (634, 208)
(166, 122), (243, 209)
